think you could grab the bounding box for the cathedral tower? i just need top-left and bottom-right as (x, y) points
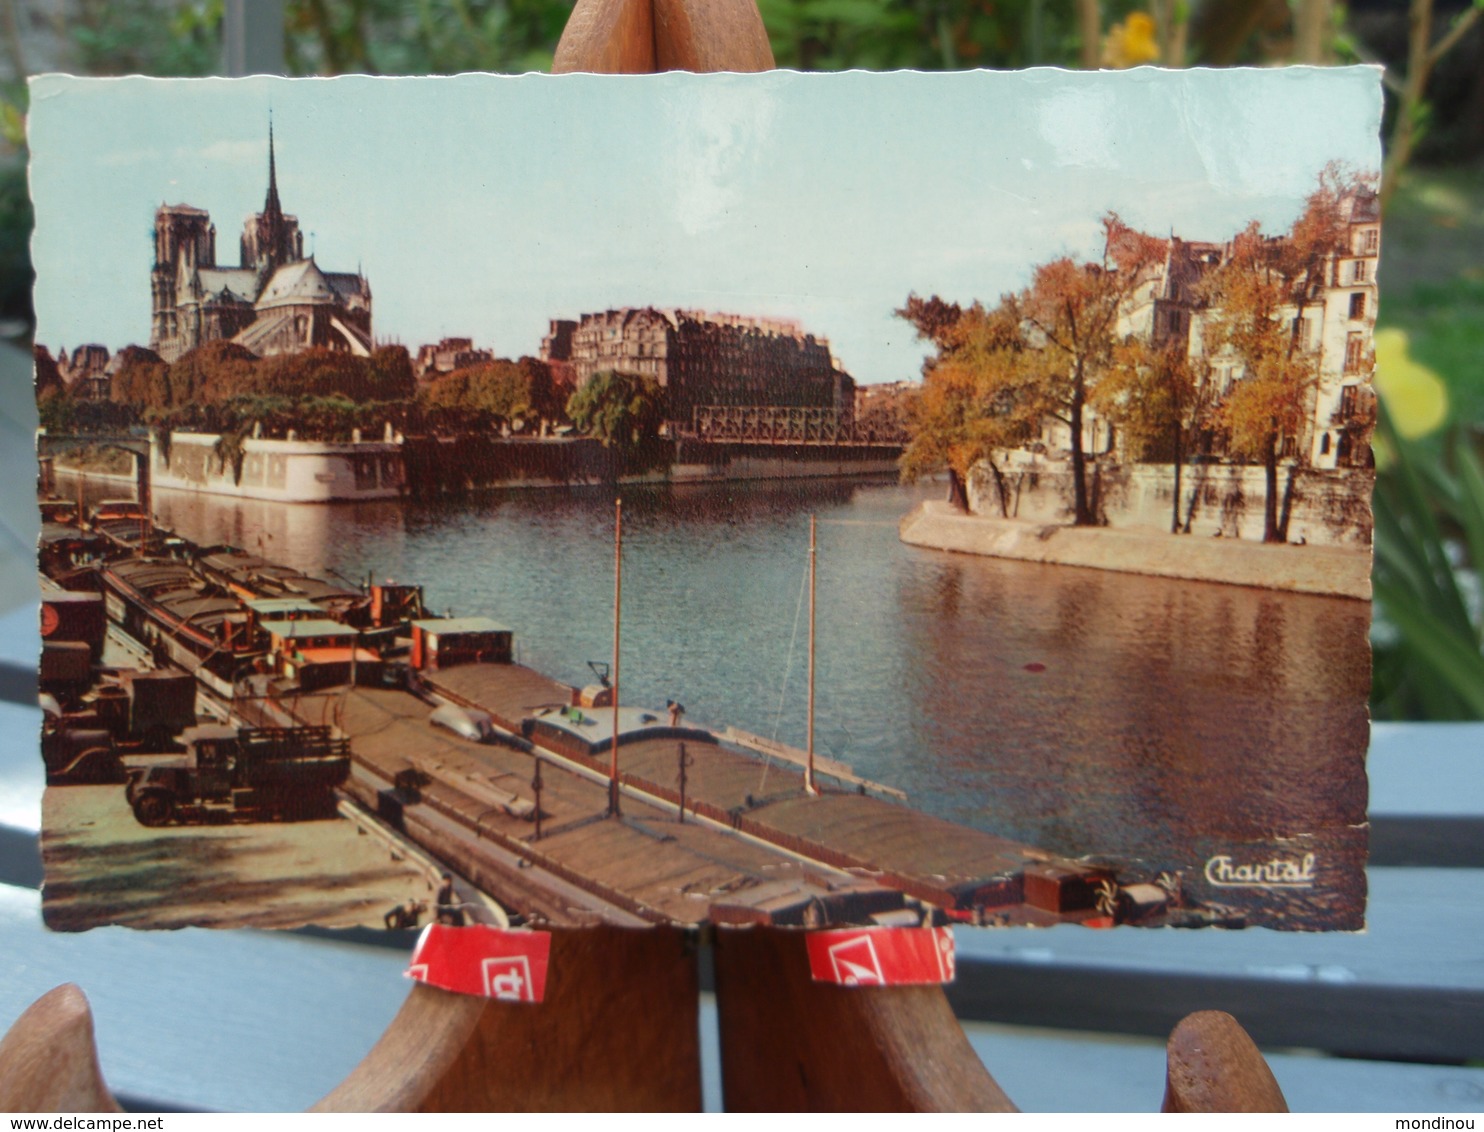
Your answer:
(149, 204), (214, 356)
(145, 118), (369, 362)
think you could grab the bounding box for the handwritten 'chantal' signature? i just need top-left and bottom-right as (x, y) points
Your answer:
(1204, 853), (1317, 889)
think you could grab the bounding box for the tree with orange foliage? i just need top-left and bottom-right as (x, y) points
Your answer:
(1275, 163), (1375, 336)
(107, 346), (167, 406)
(899, 215), (1166, 522)
(1092, 334), (1207, 533)
(1200, 221), (1322, 543)
(897, 297), (1045, 512)
(1199, 165), (1375, 544)
(34, 345), (64, 400)
(165, 340), (261, 407)
(1004, 214), (1167, 524)
(420, 358), (538, 432)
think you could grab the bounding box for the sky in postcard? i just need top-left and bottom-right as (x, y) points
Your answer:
(29, 68), (1381, 384)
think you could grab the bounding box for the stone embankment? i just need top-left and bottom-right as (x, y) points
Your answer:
(899, 500), (1371, 600)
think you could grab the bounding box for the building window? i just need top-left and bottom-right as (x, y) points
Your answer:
(1352, 259), (1369, 284)
(1359, 228), (1379, 254)
(1292, 316), (1311, 347)
(1348, 292), (1366, 320)
(1344, 331), (1365, 374)
(1320, 433), (1331, 456)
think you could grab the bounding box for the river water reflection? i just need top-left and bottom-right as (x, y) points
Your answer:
(147, 476), (1370, 929)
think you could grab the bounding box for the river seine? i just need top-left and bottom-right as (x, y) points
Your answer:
(145, 475), (1370, 929)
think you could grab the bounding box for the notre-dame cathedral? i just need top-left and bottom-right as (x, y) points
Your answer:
(148, 124), (372, 363)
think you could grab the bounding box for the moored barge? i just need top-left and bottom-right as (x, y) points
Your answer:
(51, 515), (1218, 930)
(100, 557), (262, 698)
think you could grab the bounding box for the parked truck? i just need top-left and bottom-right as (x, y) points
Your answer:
(125, 724), (351, 826)
(42, 668), (197, 785)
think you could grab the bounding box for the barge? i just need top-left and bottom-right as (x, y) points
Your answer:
(99, 556), (262, 699)
(43, 512), (1220, 931)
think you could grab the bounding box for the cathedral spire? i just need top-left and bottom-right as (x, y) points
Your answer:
(264, 114), (282, 219)
(246, 113), (299, 275)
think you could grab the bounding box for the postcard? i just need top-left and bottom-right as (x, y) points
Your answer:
(29, 67), (1380, 933)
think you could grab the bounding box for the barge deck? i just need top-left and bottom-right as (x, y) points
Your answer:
(246, 683), (899, 928)
(425, 662), (1111, 925)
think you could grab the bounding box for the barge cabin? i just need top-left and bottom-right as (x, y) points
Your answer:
(263, 618), (381, 691)
(409, 618), (513, 671)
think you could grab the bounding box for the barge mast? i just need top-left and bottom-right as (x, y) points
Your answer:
(806, 514), (819, 796)
(609, 497), (622, 818)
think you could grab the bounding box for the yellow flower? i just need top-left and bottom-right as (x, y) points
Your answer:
(1374, 327), (1448, 440)
(1102, 12), (1161, 68)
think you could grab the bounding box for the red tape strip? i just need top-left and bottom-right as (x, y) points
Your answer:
(406, 924), (552, 1003)
(805, 926), (956, 987)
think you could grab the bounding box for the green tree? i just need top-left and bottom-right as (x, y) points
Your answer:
(285, 0), (570, 76)
(566, 370), (667, 451)
(65, 0), (223, 77)
(0, 163), (32, 327)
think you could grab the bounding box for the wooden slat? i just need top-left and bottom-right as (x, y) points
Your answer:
(951, 866), (1484, 1061)
(1370, 814), (1484, 867)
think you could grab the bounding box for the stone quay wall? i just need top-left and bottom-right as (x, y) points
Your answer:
(967, 460), (1374, 550)
(900, 500), (1371, 600)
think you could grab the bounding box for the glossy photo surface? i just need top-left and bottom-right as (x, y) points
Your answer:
(30, 68), (1380, 932)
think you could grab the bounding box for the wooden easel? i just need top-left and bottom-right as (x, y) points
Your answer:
(0, 0), (1290, 1112)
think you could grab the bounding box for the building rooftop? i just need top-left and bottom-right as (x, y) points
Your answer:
(256, 257), (338, 309)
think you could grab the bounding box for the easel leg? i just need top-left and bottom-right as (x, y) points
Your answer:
(0, 986), (119, 1113)
(712, 927), (1018, 1112)
(316, 926), (702, 1112)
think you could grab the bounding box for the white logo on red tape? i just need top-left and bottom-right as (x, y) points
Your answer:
(826, 933), (886, 986)
(935, 929), (955, 982)
(482, 954), (536, 1002)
